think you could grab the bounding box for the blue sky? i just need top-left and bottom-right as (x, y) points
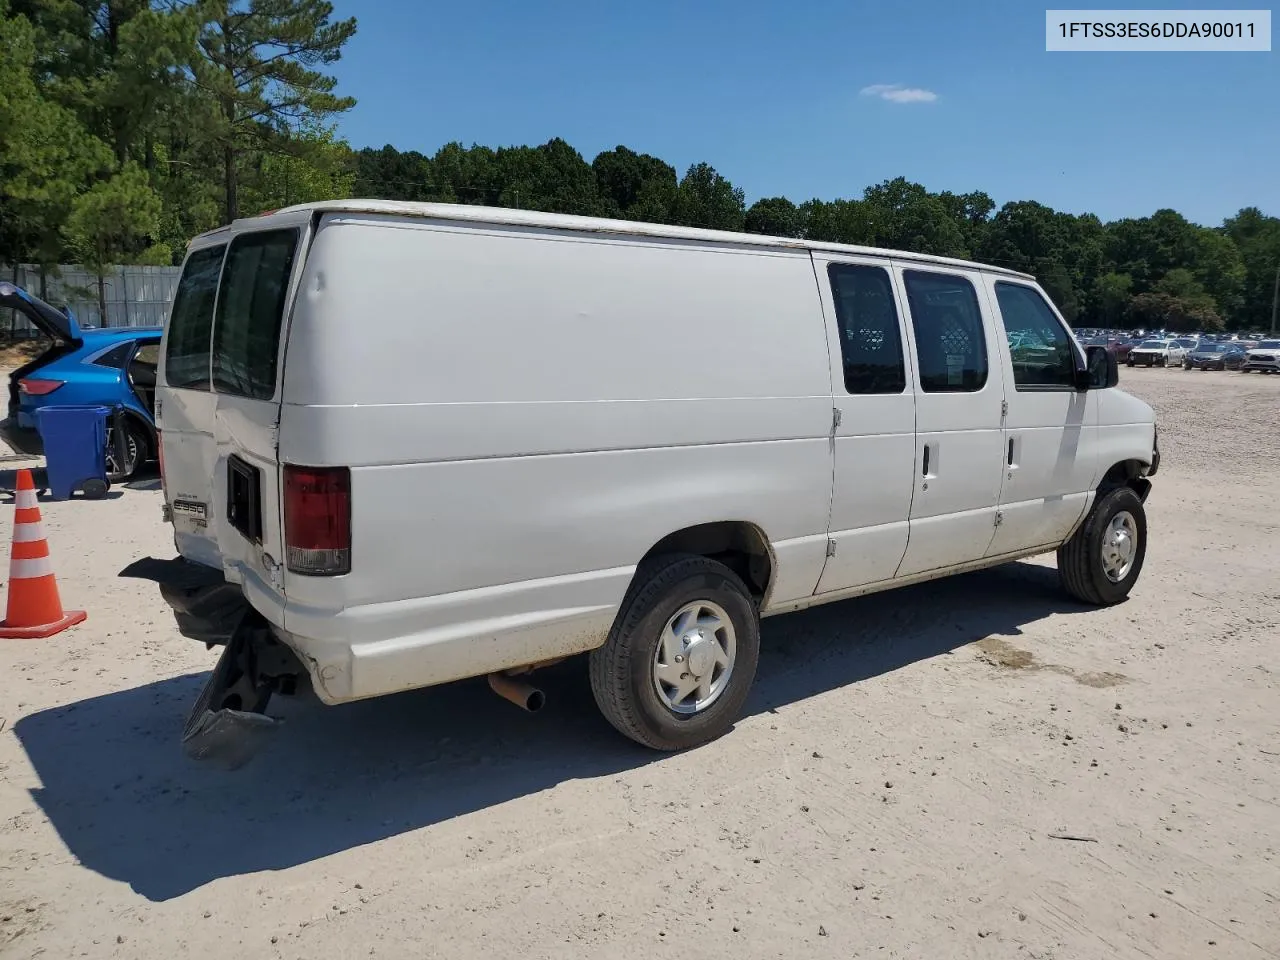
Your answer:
(330, 0), (1277, 225)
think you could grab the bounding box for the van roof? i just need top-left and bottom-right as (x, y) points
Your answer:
(192, 200), (1036, 280)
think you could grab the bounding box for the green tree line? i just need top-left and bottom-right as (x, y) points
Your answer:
(1, 0), (356, 315)
(3, 1), (1277, 331)
(352, 143), (1278, 332)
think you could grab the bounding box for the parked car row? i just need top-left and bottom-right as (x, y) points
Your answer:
(1078, 332), (1203, 363)
(1073, 326), (1280, 374)
(1238, 339), (1280, 374)
(1109, 335), (1280, 373)
(1183, 340), (1248, 370)
(1079, 335), (1136, 361)
(1118, 337), (1201, 367)
(1075, 327), (1268, 345)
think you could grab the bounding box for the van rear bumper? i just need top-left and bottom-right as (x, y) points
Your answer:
(124, 555), (247, 647)
(278, 568), (633, 704)
(132, 556), (295, 768)
(153, 557), (632, 705)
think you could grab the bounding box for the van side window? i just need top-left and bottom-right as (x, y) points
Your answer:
(164, 245), (226, 390)
(827, 264), (906, 394)
(212, 229), (299, 401)
(902, 270), (988, 393)
(993, 282), (1078, 389)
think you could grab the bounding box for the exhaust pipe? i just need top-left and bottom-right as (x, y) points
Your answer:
(487, 672), (546, 713)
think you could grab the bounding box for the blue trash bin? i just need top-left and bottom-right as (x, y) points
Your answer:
(34, 405), (111, 500)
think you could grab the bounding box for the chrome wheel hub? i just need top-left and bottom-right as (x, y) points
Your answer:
(1101, 510), (1138, 583)
(653, 600), (736, 715)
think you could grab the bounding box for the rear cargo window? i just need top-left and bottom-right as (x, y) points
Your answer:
(903, 270), (988, 393)
(211, 229), (299, 400)
(164, 245), (226, 389)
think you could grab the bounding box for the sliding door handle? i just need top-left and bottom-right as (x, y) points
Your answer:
(921, 443), (931, 477)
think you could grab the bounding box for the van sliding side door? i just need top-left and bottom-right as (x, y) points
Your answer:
(811, 254), (917, 594)
(892, 262), (1009, 577)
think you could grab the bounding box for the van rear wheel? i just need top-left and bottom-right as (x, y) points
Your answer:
(589, 554), (760, 751)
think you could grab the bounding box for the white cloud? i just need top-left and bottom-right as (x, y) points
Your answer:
(860, 83), (938, 104)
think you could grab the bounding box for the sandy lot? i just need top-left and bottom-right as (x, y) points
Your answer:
(1, 367), (1277, 960)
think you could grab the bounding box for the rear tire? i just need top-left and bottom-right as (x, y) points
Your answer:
(105, 417), (148, 482)
(589, 554), (760, 751)
(1058, 486), (1147, 606)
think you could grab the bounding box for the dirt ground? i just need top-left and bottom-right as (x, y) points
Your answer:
(0, 340), (49, 371)
(1, 366), (1277, 960)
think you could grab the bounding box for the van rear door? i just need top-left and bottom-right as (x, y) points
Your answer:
(159, 213), (311, 617)
(158, 238), (226, 569)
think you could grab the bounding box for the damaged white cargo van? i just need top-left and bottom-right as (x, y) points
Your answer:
(152, 201), (1159, 766)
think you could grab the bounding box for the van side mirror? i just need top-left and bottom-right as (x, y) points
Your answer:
(1081, 344), (1118, 389)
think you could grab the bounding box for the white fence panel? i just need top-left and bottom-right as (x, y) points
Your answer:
(2, 263), (182, 336)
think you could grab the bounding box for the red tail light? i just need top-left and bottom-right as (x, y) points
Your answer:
(283, 465), (351, 576)
(19, 378), (64, 396)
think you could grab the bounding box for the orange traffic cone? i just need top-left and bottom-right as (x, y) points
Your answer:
(0, 469), (86, 638)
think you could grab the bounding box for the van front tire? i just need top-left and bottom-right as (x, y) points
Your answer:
(1058, 486), (1147, 606)
(590, 554), (760, 751)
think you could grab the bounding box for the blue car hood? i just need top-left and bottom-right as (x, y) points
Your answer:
(0, 282), (81, 342)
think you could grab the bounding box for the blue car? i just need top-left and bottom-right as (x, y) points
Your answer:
(1, 281), (160, 479)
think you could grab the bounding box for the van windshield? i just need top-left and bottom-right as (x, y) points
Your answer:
(211, 229), (299, 401)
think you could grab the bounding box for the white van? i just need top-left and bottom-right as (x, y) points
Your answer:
(152, 201), (1159, 765)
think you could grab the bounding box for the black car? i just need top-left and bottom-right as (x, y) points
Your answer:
(1183, 341), (1246, 370)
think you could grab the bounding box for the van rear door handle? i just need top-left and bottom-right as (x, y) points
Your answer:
(921, 444), (931, 477)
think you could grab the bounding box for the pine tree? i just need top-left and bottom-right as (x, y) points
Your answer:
(193, 0), (357, 222)
(0, 0), (113, 266)
(65, 162), (165, 318)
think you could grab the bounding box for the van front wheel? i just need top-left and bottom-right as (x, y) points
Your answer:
(1057, 486), (1147, 606)
(590, 554), (760, 751)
